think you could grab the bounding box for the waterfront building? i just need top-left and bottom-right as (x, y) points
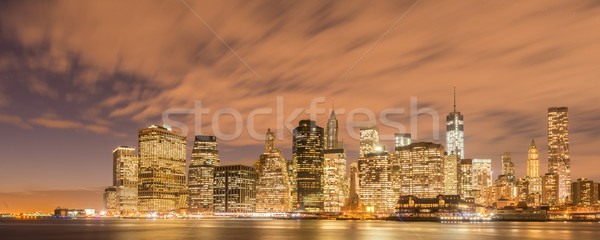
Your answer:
(188, 135), (220, 213)
(138, 125), (187, 213)
(572, 178), (599, 206)
(443, 155), (460, 195)
(256, 129), (291, 213)
(397, 142), (445, 198)
(548, 107), (571, 203)
(446, 85), (464, 158)
(103, 186), (118, 215)
(293, 120), (324, 212)
(359, 151), (394, 212)
(542, 173), (559, 205)
(112, 146), (138, 214)
(396, 195), (473, 218)
(214, 165), (257, 213)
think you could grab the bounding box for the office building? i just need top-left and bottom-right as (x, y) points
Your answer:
(572, 178), (599, 206)
(112, 146), (138, 214)
(548, 107), (571, 203)
(214, 165), (257, 213)
(256, 129), (291, 213)
(138, 125), (187, 213)
(359, 151), (394, 212)
(501, 153), (515, 177)
(444, 155), (460, 195)
(359, 125), (380, 158)
(188, 135), (220, 213)
(293, 120), (324, 212)
(397, 142), (445, 198)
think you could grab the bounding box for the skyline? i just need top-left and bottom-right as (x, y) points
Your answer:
(1, 0), (600, 213)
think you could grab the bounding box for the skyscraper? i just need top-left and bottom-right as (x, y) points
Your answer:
(446, 85), (465, 158)
(138, 125), (187, 213)
(444, 154), (460, 195)
(359, 125), (380, 158)
(103, 186), (118, 215)
(323, 149), (347, 212)
(325, 110), (339, 150)
(472, 159), (492, 204)
(188, 135), (220, 213)
(293, 120), (324, 212)
(214, 165), (257, 213)
(501, 152), (515, 177)
(459, 159), (473, 199)
(112, 146), (138, 214)
(256, 129), (291, 213)
(527, 139), (540, 178)
(571, 178), (599, 206)
(358, 150), (394, 212)
(548, 107), (570, 203)
(397, 142), (445, 198)
(322, 111), (347, 213)
(542, 173), (559, 205)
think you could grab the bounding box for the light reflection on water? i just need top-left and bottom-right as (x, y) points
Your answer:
(0, 219), (598, 240)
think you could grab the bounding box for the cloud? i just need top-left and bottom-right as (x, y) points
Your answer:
(29, 114), (110, 134)
(0, 0), (599, 182)
(0, 113), (33, 129)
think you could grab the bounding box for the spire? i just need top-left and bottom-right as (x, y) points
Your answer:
(531, 138), (536, 147)
(453, 83), (457, 113)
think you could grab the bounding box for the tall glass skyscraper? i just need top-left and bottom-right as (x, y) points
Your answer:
(358, 150), (394, 213)
(188, 135), (220, 213)
(547, 107), (570, 203)
(293, 120), (324, 212)
(446, 85), (464, 158)
(138, 125), (187, 213)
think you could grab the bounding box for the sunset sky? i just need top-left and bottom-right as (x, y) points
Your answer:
(1, 0), (600, 213)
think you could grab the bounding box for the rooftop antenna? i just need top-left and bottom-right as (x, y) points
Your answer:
(453, 83), (457, 113)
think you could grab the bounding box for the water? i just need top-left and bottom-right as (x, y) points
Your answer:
(1, 219), (599, 240)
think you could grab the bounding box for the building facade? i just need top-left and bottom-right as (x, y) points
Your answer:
(293, 120), (324, 212)
(138, 125), (187, 213)
(256, 129), (291, 213)
(397, 142), (445, 198)
(112, 146), (138, 214)
(572, 178), (599, 206)
(359, 125), (380, 158)
(359, 151), (394, 212)
(548, 107), (571, 203)
(214, 165), (257, 213)
(188, 135), (220, 213)
(323, 149), (347, 212)
(443, 155), (460, 195)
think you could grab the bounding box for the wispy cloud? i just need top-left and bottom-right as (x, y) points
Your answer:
(0, 113), (33, 129)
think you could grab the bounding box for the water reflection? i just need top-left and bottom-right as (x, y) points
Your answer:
(0, 219), (598, 240)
